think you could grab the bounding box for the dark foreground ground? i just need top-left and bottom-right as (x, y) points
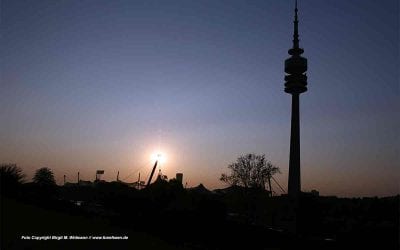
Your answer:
(1, 181), (399, 250)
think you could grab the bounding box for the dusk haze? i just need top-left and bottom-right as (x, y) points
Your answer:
(1, 0), (398, 197)
(1, 1), (399, 249)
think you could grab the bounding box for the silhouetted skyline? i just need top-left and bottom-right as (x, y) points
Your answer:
(1, 0), (398, 197)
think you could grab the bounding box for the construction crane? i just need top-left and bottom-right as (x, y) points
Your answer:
(146, 160), (158, 188)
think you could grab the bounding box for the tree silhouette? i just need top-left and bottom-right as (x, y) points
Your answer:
(0, 163), (25, 196)
(33, 167), (56, 186)
(220, 154), (280, 194)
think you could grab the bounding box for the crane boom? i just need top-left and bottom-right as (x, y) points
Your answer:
(146, 160), (158, 188)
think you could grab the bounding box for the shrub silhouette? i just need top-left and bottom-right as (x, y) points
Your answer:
(0, 163), (24, 197)
(33, 167), (56, 186)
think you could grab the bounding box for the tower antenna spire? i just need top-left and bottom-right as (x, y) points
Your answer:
(293, 0), (299, 48)
(289, 0), (303, 55)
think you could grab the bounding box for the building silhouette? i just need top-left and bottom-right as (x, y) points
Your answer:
(176, 173), (183, 184)
(284, 1), (308, 198)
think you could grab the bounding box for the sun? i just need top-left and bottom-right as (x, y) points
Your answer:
(151, 152), (166, 164)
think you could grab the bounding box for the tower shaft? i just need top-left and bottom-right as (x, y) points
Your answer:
(288, 94), (300, 196)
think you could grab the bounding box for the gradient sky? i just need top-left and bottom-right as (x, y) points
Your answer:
(1, 0), (398, 197)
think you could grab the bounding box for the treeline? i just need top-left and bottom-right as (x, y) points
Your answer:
(1, 163), (399, 250)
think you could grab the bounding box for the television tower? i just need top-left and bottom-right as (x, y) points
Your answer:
(284, 0), (308, 198)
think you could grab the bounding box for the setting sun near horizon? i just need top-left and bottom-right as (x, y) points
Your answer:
(150, 152), (167, 165)
(0, 0), (397, 197)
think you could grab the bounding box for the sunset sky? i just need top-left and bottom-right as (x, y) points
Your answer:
(1, 0), (398, 197)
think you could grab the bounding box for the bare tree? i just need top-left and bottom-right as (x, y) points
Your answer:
(220, 154), (280, 195)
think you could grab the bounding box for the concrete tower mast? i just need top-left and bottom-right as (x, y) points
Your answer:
(284, 0), (308, 198)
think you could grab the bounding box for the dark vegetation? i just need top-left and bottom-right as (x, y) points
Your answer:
(1, 163), (398, 250)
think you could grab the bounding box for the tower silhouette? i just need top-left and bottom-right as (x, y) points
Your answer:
(284, 0), (307, 198)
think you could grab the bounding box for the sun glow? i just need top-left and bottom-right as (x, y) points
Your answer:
(151, 152), (166, 164)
